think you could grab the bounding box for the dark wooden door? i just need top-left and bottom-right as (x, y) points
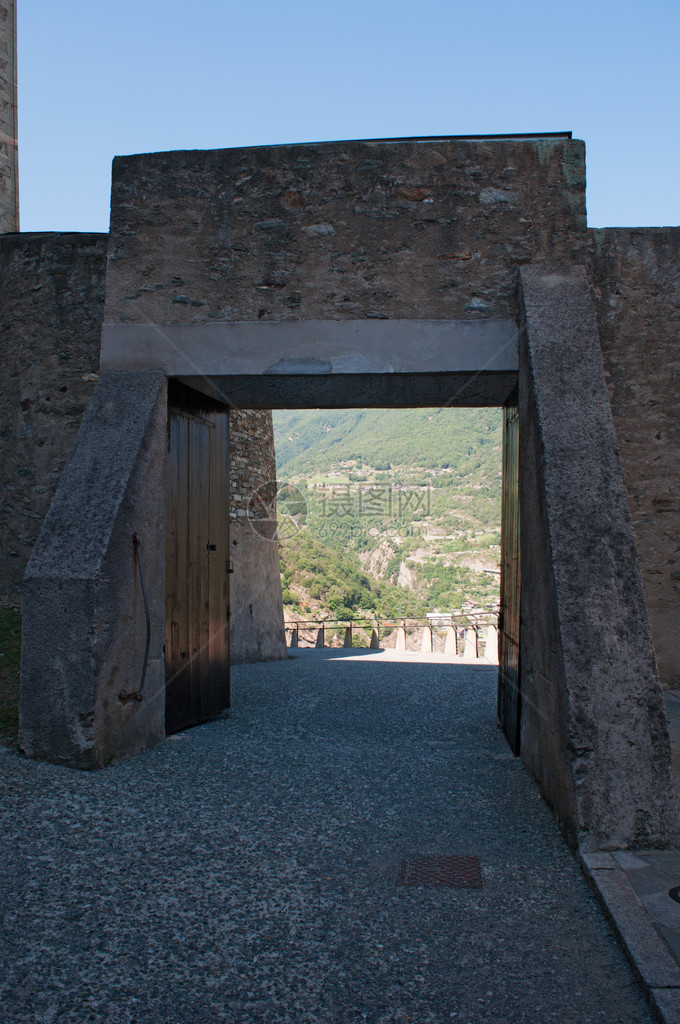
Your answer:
(165, 381), (230, 734)
(497, 387), (521, 754)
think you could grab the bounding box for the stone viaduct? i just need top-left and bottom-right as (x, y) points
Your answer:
(0, 13), (679, 854)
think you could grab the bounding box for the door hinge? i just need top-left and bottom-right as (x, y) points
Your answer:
(227, 559), (234, 574)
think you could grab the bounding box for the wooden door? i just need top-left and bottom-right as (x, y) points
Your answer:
(497, 388), (521, 754)
(165, 381), (230, 734)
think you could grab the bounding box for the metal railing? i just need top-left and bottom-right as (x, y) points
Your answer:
(285, 613), (499, 662)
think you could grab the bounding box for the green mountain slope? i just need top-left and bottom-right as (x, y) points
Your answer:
(273, 407), (503, 619)
(275, 408), (501, 477)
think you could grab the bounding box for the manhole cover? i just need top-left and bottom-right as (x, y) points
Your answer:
(398, 855), (483, 888)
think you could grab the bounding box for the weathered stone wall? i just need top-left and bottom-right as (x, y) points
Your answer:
(229, 408), (286, 663)
(0, 232), (108, 605)
(0, 231), (283, 662)
(589, 228), (680, 688)
(103, 136), (587, 327)
(230, 408), (276, 519)
(0, 0), (18, 232)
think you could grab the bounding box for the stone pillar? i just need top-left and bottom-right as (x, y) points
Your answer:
(518, 263), (679, 850)
(395, 626), (406, 651)
(370, 627), (380, 650)
(444, 626), (458, 656)
(315, 626), (325, 648)
(484, 624), (499, 664)
(20, 372), (167, 768)
(463, 628), (477, 659)
(0, 0), (19, 232)
(343, 625), (352, 648)
(421, 626), (433, 653)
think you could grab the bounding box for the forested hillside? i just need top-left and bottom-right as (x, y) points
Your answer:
(273, 408), (503, 621)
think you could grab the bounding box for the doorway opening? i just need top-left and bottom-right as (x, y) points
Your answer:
(167, 376), (521, 754)
(272, 406), (503, 657)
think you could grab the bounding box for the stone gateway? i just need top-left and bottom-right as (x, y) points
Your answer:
(2, 132), (679, 854)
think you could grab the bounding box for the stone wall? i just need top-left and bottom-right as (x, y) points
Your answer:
(102, 136), (587, 327)
(0, 232), (108, 604)
(589, 228), (680, 688)
(0, 231), (284, 666)
(229, 407), (286, 663)
(230, 408), (277, 519)
(0, 0), (18, 232)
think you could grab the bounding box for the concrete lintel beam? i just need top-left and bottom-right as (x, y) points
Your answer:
(100, 319), (518, 377)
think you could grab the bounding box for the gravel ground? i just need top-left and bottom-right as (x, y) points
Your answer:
(0, 650), (656, 1023)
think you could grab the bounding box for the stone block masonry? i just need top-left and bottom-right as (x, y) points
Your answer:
(0, 0), (18, 232)
(103, 136), (587, 327)
(0, 233), (108, 604)
(0, 232), (285, 665)
(228, 407), (286, 664)
(229, 408), (277, 520)
(589, 228), (680, 689)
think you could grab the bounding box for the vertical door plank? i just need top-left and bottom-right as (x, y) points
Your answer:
(197, 416), (211, 721)
(178, 411), (191, 731)
(166, 382), (231, 734)
(165, 413), (181, 733)
(188, 415), (202, 727)
(207, 407), (230, 717)
(223, 409), (231, 711)
(498, 389), (521, 754)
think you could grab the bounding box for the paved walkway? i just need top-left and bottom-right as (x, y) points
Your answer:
(0, 650), (661, 1023)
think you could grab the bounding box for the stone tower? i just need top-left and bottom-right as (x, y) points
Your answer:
(0, 0), (19, 232)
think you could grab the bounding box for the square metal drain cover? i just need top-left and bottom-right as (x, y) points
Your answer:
(398, 855), (483, 888)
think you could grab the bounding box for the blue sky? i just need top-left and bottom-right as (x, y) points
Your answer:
(17, 0), (680, 232)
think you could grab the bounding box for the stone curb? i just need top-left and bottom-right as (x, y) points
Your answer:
(580, 850), (680, 1024)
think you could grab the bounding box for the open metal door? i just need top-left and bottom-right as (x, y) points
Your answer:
(497, 387), (521, 754)
(165, 381), (230, 734)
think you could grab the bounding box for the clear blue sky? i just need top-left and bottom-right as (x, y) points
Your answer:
(17, 0), (680, 232)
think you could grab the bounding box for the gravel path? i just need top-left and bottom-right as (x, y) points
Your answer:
(0, 650), (655, 1023)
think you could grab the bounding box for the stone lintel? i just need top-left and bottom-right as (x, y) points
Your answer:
(100, 319), (518, 376)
